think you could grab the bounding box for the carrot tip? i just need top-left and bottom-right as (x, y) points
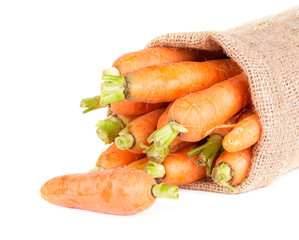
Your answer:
(102, 67), (120, 77)
(89, 165), (105, 172)
(144, 161), (165, 178)
(152, 183), (179, 199)
(96, 116), (125, 144)
(100, 75), (126, 105)
(212, 163), (235, 191)
(115, 127), (135, 150)
(80, 95), (107, 114)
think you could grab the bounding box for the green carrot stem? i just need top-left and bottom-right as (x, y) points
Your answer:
(96, 116), (125, 144)
(115, 127), (135, 150)
(212, 163), (235, 191)
(144, 143), (170, 163)
(100, 75), (126, 105)
(102, 67), (120, 76)
(80, 95), (107, 114)
(152, 183), (179, 199)
(89, 166), (105, 172)
(142, 122), (188, 162)
(144, 161), (166, 178)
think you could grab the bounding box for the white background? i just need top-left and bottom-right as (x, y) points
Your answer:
(1, 1), (298, 240)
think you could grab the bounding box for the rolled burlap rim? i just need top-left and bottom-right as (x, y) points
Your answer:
(146, 7), (299, 194)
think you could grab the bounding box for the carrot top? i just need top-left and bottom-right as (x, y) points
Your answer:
(212, 163), (235, 191)
(80, 95), (107, 114)
(141, 122), (189, 163)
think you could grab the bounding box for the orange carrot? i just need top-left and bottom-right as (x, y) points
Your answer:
(223, 113), (262, 152)
(212, 148), (252, 191)
(81, 47), (200, 113)
(145, 146), (206, 185)
(110, 99), (168, 116)
(143, 103), (193, 162)
(40, 168), (179, 215)
(126, 157), (151, 170)
(100, 59), (241, 105)
(168, 73), (251, 142)
(108, 47), (203, 76)
(95, 143), (145, 170)
(95, 114), (138, 144)
(115, 108), (165, 154)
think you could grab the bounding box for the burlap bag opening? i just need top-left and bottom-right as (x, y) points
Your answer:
(146, 7), (299, 194)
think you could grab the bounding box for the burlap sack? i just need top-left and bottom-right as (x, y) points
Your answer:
(146, 7), (299, 194)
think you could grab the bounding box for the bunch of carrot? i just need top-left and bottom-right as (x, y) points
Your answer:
(41, 47), (262, 216)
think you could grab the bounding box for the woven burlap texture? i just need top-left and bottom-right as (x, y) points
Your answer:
(146, 7), (299, 194)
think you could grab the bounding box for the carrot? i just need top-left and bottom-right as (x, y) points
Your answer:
(126, 157), (151, 170)
(115, 108), (165, 154)
(81, 47), (200, 113)
(104, 47), (204, 77)
(143, 103), (194, 162)
(144, 146), (206, 185)
(223, 114), (262, 152)
(110, 99), (168, 116)
(100, 59), (241, 105)
(95, 114), (138, 144)
(212, 148), (252, 191)
(40, 168), (179, 215)
(95, 142), (145, 170)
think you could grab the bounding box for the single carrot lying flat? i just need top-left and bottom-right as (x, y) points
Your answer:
(115, 108), (165, 154)
(100, 59), (241, 105)
(212, 148), (252, 191)
(95, 142), (144, 170)
(40, 168), (179, 215)
(145, 146), (206, 185)
(223, 113), (262, 152)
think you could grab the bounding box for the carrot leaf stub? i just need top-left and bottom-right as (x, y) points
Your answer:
(142, 122), (189, 163)
(80, 95), (107, 114)
(188, 134), (224, 176)
(212, 163), (235, 191)
(152, 183), (179, 199)
(115, 126), (135, 150)
(144, 161), (166, 178)
(101, 75), (126, 105)
(96, 116), (125, 144)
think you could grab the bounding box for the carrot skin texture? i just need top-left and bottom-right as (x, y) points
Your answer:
(119, 108), (165, 153)
(111, 99), (168, 116)
(157, 103), (193, 152)
(168, 73), (251, 142)
(214, 149), (252, 186)
(96, 143), (145, 169)
(223, 114), (262, 152)
(113, 47), (203, 76)
(126, 157), (150, 170)
(161, 147), (206, 185)
(40, 168), (156, 215)
(126, 59), (241, 103)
